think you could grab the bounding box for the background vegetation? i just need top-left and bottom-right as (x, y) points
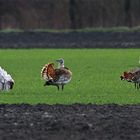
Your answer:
(1, 0), (140, 29)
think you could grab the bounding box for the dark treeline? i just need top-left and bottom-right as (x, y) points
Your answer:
(0, 0), (140, 29)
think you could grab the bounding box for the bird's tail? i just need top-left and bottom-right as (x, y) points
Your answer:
(41, 64), (48, 79)
(41, 63), (56, 80)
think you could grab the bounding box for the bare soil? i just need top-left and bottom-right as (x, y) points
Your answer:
(0, 31), (140, 48)
(0, 104), (140, 140)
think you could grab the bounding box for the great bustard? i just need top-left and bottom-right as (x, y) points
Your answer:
(0, 67), (14, 91)
(120, 67), (140, 89)
(41, 58), (72, 90)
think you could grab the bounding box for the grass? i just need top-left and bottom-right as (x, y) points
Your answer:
(1, 26), (140, 33)
(0, 49), (140, 104)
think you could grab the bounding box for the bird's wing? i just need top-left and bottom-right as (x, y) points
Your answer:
(129, 67), (140, 74)
(132, 70), (140, 82)
(54, 68), (72, 83)
(41, 63), (56, 80)
(125, 67), (140, 82)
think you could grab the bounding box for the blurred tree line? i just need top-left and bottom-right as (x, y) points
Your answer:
(0, 0), (140, 29)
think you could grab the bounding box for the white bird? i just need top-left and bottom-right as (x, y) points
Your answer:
(0, 67), (14, 91)
(41, 58), (72, 90)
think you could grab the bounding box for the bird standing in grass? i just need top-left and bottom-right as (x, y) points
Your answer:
(41, 58), (72, 90)
(0, 67), (14, 91)
(120, 67), (140, 89)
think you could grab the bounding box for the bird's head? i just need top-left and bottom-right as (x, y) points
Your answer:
(4, 80), (14, 91)
(7, 81), (14, 89)
(56, 58), (64, 68)
(5, 74), (14, 90)
(56, 58), (64, 64)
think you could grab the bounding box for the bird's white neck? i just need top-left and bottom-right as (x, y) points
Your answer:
(58, 63), (64, 68)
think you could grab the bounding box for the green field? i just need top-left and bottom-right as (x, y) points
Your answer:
(0, 49), (140, 104)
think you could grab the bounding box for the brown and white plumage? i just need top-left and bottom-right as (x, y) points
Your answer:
(41, 58), (72, 90)
(120, 67), (140, 89)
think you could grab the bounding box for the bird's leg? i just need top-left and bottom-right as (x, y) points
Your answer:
(139, 83), (140, 89)
(135, 83), (138, 89)
(2, 83), (4, 90)
(136, 83), (138, 89)
(138, 83), (139, 89)
(137, 83), (139, 89)
(135, 83), (137, 89)
(62, 85), (64, 91)
(56, 85), (59, 91)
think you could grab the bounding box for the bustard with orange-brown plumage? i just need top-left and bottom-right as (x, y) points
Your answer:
(41, 58), (72, 90)
(120, 67), (140, 89)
